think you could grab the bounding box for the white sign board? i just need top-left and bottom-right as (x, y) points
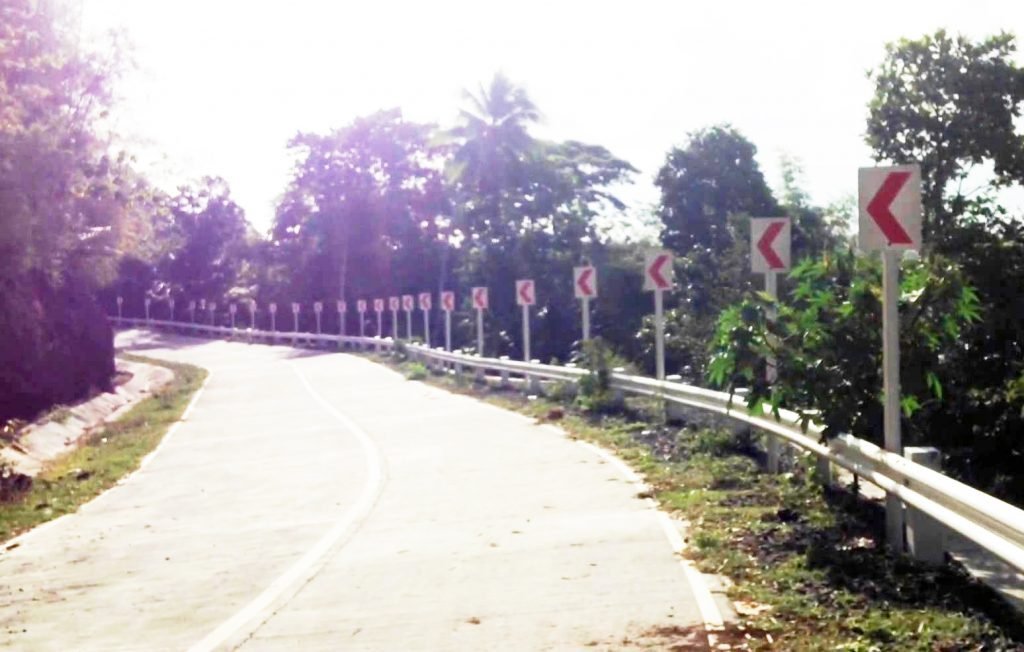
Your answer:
(418, 292), (431, 310)
(858, 165), (922, 252)
(750, 218), (791, 273)
(573, 266), (597, 299)
(643, 251), (674, 291)
(515, 279), (535, 306)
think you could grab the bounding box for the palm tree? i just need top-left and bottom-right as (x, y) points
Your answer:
(448, 73), (541, 240)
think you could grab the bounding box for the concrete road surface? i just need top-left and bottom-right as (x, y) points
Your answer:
(0, 331), (721, 651)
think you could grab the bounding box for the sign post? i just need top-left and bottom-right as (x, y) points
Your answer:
(208, 301), (217, 326)
(419, 292), (432, 347)
(144, 298), (151, 322)
(859, 164), (922, 552)
(441, 291), (455, 352)
(269, 302), (277, 333)
(573, 265), (597, 341)
(314, 301), (323, 335)
(229, 303), (237, 330)
(516, 280), (535, 361)
(336, 300), (346, 339)
(751, 217), (792, 472)
(357, 300), (367, 338)
(472, 287), (488, 355)
(373, 299), (384, 337)
(188, 300), (196, 324)
(248, 299), (257, 328)
(169, 298), (176, 322)
(291, 303), (300, 345)
(402, 295), (414, 340)
(644, 251), (674, 380)
(116, 296), (123, 320)
(389, 297), (400, 339)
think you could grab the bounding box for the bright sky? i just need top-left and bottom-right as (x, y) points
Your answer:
(81, 0), (1024, 234)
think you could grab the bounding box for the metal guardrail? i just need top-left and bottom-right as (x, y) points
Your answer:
(114, 316), (1024, 575)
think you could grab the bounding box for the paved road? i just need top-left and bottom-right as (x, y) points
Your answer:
(0, 331), (717, 651)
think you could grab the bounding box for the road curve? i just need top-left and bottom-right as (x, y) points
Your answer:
(0, 331), (714, 651)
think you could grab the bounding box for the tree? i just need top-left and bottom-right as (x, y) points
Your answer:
(0, 0), (140, 420)
(864, 31), (1024, 503)
(449, 74), (636, 360)
(159, 177), (252, 304)
(656, 125), (779, 257)
(866, 30), (1024, 241)
(271, 110), (450, 332)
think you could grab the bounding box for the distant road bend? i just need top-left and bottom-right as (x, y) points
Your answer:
(0, 330), (722, 651)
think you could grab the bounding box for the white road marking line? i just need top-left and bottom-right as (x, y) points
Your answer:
(576, 439), (726, 638)
(187, 362), (386, 652)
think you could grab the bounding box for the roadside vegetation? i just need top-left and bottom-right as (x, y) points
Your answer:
(386, 350), (1024, 651)
(0, 355), (206, 544)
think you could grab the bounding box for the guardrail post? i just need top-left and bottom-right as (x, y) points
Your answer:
(499, 356), (511, 388)
(904, 446), (945, 563)
(611, 367), (626, 406)
(814, 452), (832, 487)
(663, 375), (686, 422)
(528, 359), (542, 394)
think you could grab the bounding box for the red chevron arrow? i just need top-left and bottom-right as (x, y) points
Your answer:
(576, 268), (595, 297)
(473, 287), (488, 309)
(756, 221), (786, 270)
(647, 254), (671, 290)
(518, 280), (534, 305)
(867, 171), (913, 245)
(442, 292), (454, 311)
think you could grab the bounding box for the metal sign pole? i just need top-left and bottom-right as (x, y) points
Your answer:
(654, 289), (665, 381)
(882, 249), (903, 550)
(406, 310), (412, 339)
(522, 304), (531, 362)
(581, 296), (591, 341)
(445, 310), (452, 352)
(391, 309), (398, 339)
(765, 270), (780, 472)
(376, 310), (382, 337)
(476, 308), (484, 356)
(423, 309), (430, 347)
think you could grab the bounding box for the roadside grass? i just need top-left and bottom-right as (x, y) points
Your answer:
(0, 355), (206, 544)
(384, 356), (1024, 651)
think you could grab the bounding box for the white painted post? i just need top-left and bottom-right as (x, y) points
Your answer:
(270, 303), (277, 334)
(581, 297), (590, 341)
(766, 271), (780, 473)
(883, 249), (903, 551)
(445, 310), (452, 352)
(654, 289), (665, 381)
(476, 308), (483, 356)
(188, 301), (195, 325)
(292, 303), (300, 346)
(904, 446), (945, 563)
(315, 303), (323, 335)
(144, 298), (151, 322)
(521, 304), (531, 362)
(391, 306), (399, 340)
(169, 298), (175, 322)
(229, 303), (236, 330)
(116, 296), (123, 320)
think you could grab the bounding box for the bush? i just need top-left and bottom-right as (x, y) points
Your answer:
(0, 270), (114, 422)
